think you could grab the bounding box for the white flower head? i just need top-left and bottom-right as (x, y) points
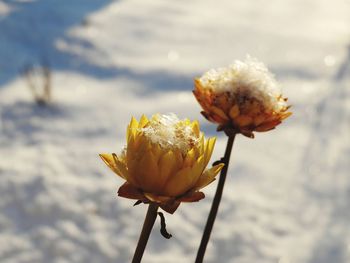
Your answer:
(142, 113), (199, 154)
(199, 55), (287, 111)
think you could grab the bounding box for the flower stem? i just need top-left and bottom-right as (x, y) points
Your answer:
(132, 203), (159, 263)
(195, 133), (236, 263)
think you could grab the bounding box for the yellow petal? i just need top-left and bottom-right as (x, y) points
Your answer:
(191, 120), (200, 137)
(183, 148), (196, 167)
(163, 166), (192, 196)
(127, 116), (139, 141)
(126, 158), (142, 187)
(197, 134), (205, 155)
(158, 151), (178, 190)
(173, 149), (183, 169)
(194, 163), (224, 190)
(129, 116), (139, 129)
(136, 151), (160, 192)
(183, 118), (191, 126)
(99, 153), (126, 179)
(139, 114), (149, 128)
(129, 135), (149, 161)
(281, 111), (292, 120)
(190, 155), (205, 188)
(126, 135), (137, 161)
(204, 137), (216, 166)
(194, 78), (202, 90)
(113, 153), (129, 178)
(151, 143), (163, 162)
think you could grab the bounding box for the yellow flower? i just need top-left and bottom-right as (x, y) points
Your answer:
(100, 114), (224, 213)
(193, 57), (292, 138)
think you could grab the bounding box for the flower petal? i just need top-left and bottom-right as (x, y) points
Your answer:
(139, 114), (149, 128)
(129, 116), (139, 129)
(158, 151), (178, 189)
(210, 106), (229, 121)
(99, 153), (126, 179)
(163, 166), (192, 197)
(253, 115), (266, 126)
(256, 120), (281, 132)
(160, 201), (180, 214)
(191, 120), (200, 137)
(183, 148), (196, 167)
(204, 137), (216, 167)
(194, 163), (224, 190)
(177, 191), (205, 203)
(281, 111), (292, 120)
(173, 149), (184, 169)
(235, 115), (253, 126)
(127, 116), (139, 142)
(229, 104), (240, 119)
(136, 151), (160, 192)
(190, 155), (205, 188)
(117, 182), (144, 200)
(144, 193), (172, 203)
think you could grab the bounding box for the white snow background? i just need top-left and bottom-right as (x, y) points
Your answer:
(0, 0), (349, 262)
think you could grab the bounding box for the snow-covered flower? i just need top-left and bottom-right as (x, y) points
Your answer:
(193, 57), (292, 138)
(99, 114), (224, 213)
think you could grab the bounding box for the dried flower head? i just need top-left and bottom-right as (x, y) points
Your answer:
(193, 56), (292, 138)
(100, 114), (224, 213)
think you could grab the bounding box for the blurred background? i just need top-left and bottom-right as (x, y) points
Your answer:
(0, 0), (349, 262)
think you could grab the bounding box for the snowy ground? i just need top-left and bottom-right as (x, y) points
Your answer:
(0, 0), (350, 262)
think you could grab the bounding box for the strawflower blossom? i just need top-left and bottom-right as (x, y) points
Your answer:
(100, 114), (224, 213)
(193, 56), (292, 138)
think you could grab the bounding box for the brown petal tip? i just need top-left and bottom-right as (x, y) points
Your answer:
(117, 183), (144, 200)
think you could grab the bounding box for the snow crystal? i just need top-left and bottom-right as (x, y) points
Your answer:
(141, 113), (198, 154)
(199, 56), (287, 111)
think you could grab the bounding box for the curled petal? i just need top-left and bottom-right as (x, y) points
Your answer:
(118, 182), (144, 200)
(160, 201), (180, 214)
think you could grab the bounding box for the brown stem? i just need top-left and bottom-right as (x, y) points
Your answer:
(132, 203), (159, 263)
(195, 133), (236, 263)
